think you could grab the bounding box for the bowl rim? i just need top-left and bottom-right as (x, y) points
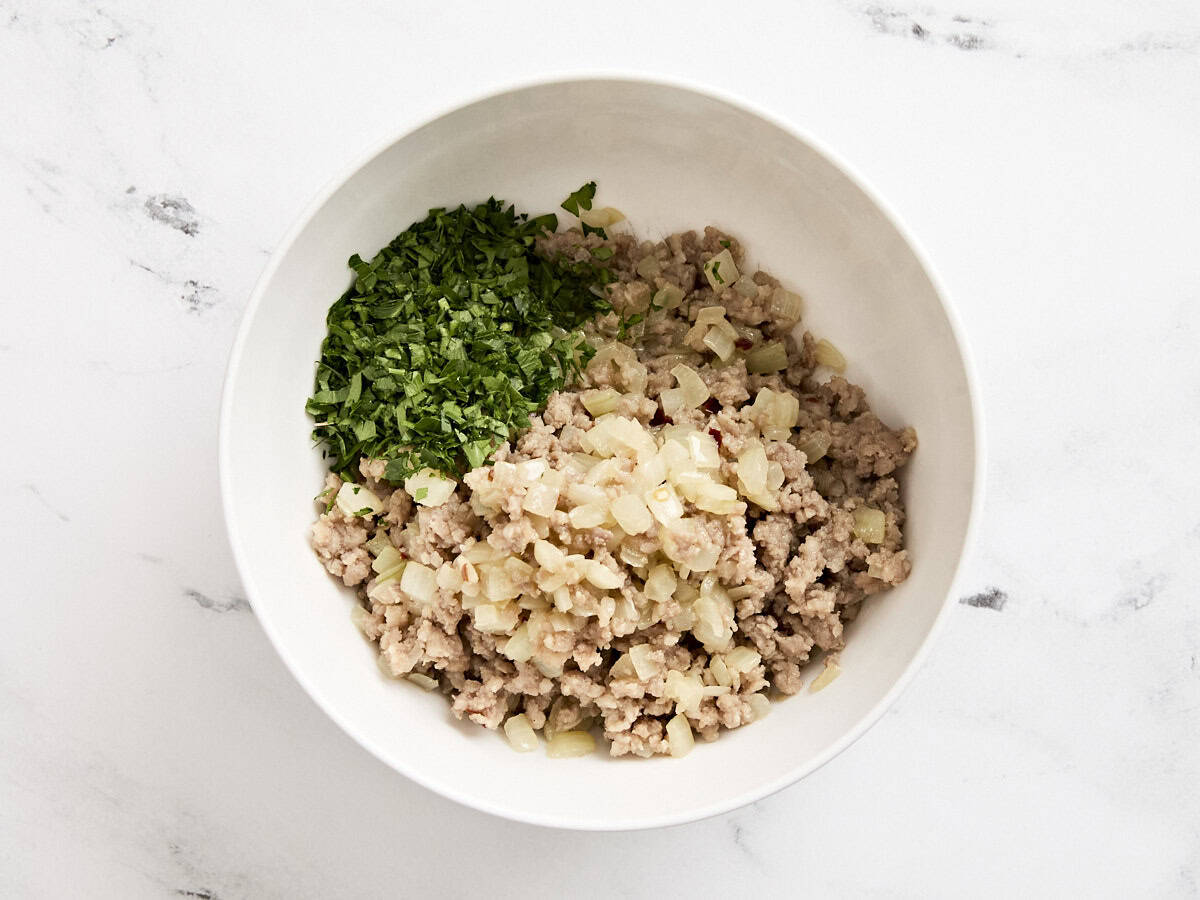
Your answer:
(218, 71), (986, 832)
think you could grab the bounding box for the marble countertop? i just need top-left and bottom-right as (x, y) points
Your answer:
(3, 0), (1199, 896)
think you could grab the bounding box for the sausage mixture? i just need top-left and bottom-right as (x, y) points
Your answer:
(310, 225), (916, 757)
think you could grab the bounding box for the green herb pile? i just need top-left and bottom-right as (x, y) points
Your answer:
(306, 189), (614, 482)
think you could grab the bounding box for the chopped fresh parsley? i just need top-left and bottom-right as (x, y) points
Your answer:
(306, 195), (614, 481)
(711, 260), (724, 284)
(561, 181), (597, 216)
(719, 239), (731, 249)
(561, 180), (608, 238)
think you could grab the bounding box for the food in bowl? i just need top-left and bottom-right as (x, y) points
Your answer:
(306, 185), (916, 758)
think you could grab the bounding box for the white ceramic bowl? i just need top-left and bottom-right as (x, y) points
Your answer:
(220, 76), (982, 830)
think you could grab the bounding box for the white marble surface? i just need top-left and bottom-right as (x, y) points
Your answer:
(2, 0), (1198, 896)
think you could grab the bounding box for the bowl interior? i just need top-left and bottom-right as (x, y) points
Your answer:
(221, 79), (977, 829)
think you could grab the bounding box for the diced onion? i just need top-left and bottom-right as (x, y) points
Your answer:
(671, 364), (710, 408)
(516, 458), (548, 482)
(404, 469), (456, 507)
(566, 482), (607, 508)
(692, 587), (735, 652)
(546, 730), (595, 758)
(813, 338), (847, 372)
(733, 274), (758, 298)
(590, 342), (637, 368)
(406, 672), (438, 691)
(809, 659), (842, 692)
(610, 652), (637, 680)
(581, 388), (621, 417)
(750, 388), (799, 430)
(745, 341), (788, 374)
(665, 670), (704, 715)
(504, 713), (540, 752)
(371, 546), (406, 575)
(671, 470), (709, 503)
(473, 602), (519, 633)
(735, 441), (768, 496)
(335, 482), (384, 517)
(350, 604), (373, 636)
(522, 482), (560, 517)
(766, 461), (785, 492)
(796, 431), (831, 463)
(622, 361), (649, 395)
(619, 543), (649, 568)
(636, 255), (661, 279)
(666, 714), (695, 757)
(628, 644), (656, 681)
(852, 507), (887, 544)
(569, 503), (607, 529)
(664, 605), (697, 632)
(709, 655), (733, 686)
(644, 484), (684, 525)
(364, 531), (392, 556)
(733, 322), (762, 345)
(533, 539), (566, 571)
(725, 645), (761, 673)
(571, 452), (601, 472)
(584, 560), (623, 590)
(693, 482), (741, 515)
(768, 287), (804, 324)
(481, 565), (518, 603)
(501, 623), (535, 662)
(653, 284), (685, 310)
(399, 561), (437, 606)
(747, 693), (771, 721)
(695, 306), (728, 327)
(610, 493), (653, 534)
(519, 592), (552, 612)
(375, 652), (398, 679)
(536, 567), (566, 593)
(631, 453), (667, 495)
(702, 249), (739, 290)
(658, 436), (692, 473)
(659, 387), (686, 418)
(644, 564), (677, 603)
(685, 432), (721, 470)
(579, 205), (625, 228)
(465, 541), (504, 564)
(774, 393), (800, 429)
(368, 566), (405, 596)
(552, 586), (572, 611)
(703, 325), (735, 361)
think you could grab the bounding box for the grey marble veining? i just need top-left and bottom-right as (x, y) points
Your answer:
(2, 0), (1199, 896)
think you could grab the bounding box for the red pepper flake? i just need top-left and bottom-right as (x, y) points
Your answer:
(734, 338), (753, 351)
(701, 397), (720, 414)
(650, 407), (667, 427)
(708, 428), (723, 447)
